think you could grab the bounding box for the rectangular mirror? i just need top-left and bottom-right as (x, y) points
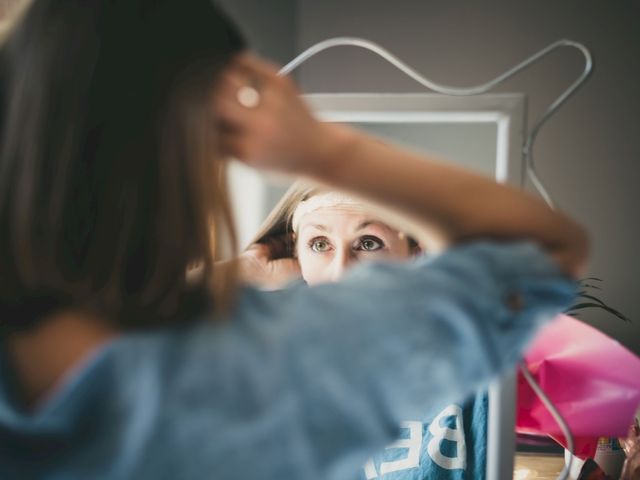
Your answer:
(228, 92), (526, 480)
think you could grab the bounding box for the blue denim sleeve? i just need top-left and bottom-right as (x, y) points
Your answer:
(183, 241), (575, 479)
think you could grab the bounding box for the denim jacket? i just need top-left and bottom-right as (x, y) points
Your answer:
(0, 242), (575, 479)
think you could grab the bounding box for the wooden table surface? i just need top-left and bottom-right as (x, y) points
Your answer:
(514, 453), (565, 480)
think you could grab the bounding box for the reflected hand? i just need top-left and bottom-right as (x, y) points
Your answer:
(238, 243), (301, 290)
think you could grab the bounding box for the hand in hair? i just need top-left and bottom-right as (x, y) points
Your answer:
(213, 53), (345, 175)
(238, 243), (301, 290)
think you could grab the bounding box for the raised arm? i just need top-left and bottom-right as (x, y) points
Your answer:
(308, 125), (589, 278)
(214, 54), (588, 278)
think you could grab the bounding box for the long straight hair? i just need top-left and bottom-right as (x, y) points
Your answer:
(0, 0), (245, 334)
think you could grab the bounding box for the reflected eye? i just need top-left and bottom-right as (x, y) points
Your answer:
(355, 236), (385, 252)
(308, 237), (333, 253)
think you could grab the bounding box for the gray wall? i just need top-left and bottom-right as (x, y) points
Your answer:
(216, 0), (297, 65)
(295, 0), (640, 355)
(219, 0), (640, 354)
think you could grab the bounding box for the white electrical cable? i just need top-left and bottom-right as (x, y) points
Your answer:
(279, 36), (591, 479)
(520, 362), (575, 480)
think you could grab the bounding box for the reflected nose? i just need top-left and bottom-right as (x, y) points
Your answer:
(327, 248), (357, 282)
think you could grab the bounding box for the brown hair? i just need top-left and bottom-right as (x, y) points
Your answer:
(250, 182), (320, 259)
(0, 0), (245, 334)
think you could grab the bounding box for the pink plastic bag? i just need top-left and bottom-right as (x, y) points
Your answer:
(516, 314), (640, 458)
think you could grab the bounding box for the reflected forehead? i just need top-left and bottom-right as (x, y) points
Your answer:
(298, 209), (394, 235)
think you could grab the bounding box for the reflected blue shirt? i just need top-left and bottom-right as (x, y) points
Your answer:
(0, 242), (575, 479)
(360, 392), (487, 480)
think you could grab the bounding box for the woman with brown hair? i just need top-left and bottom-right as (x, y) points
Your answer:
(0, 0), (587, 478)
